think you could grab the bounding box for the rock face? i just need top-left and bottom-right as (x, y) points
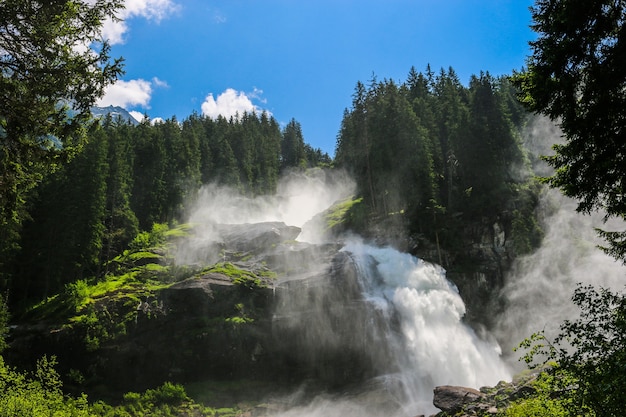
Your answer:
(7, 221), (373, 396)
(7, 218), (529, 408)
(432, 376), (540, 417)
(270, 250), (394, 386)
(216, 222), (302, 254)
(433, 385), (485, 414)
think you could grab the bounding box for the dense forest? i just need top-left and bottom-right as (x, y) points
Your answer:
(0, 65), (544, 312)
(2, 112), (330, 307)
(334, 67), (540, 254)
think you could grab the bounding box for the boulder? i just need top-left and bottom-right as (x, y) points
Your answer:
(433, 385), (484, 414)
(217, 222), (301, 254)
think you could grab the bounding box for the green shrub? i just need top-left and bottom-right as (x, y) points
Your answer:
(504, 396), (569, 417)
(0, 355), (92, 417)
(0, 294), (9, 353)
(517, 284), (625, 416)
(129, 223), (169, 251)
(502, 372), (573, 417)
(65, 279), (91, 311)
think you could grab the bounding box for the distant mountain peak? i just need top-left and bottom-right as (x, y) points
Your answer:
(91, 105), (140, 126)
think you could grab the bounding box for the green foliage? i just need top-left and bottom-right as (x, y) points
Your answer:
(12, 132), (109, 301)
(0, 355), (92, 417)
(23, 223), (202, 350)
(0, 0), (124, 275)
(0, 293), (8, 353)
(511, 209), (543, 256)
(129, 223), (169, 251)
(514, 6), (626, 412)
(225, 303), (254, 325)
(0, 358), (229, 417)
(503, 375), (571, 417)
(335, 66), (536, 246)
(323, 196), (363, 231)
(3, 105), (325, 308)
(513, 0), (626, 262)
(65, 280), (91, 312)
(516, 284), (626, 416)
(205, 262), (268, 289)
(281, 119), (307, 170)
(90, 381), (242, 417)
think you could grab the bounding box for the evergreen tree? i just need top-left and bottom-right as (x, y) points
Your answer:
(455, 72), (526, 218)
(0, 0), (123, 292)
(196, 114), (215, 184)
(234, 113), (256, 190)
(281, 119), (307, 170)
(211, 117), (240, 188)
(514, 0), (626, 261)
(335, 81), (376, 209)
(253, 112), (282, 194)
(366, 79), (435, 216)
(15, 130), (108, 301)
(130, 120), (168, 230)
(100, 118), (138, 269)
(157, 117), (201, 222)
(433, 68), (472, 213)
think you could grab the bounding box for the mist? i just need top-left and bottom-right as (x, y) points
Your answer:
(171, 115), (626, 413)
(496, 115), (626, 368)
(187, 168), (354, 229)
(172, 167), (513, 416)
(495, 188), (626, 367)
(175, 168), (355, 265)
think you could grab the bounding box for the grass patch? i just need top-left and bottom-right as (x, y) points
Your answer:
(324, 196), (363, 230)
(203, 262), (269, 289)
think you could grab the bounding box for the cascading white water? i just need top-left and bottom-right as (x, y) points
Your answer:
(340, 241), (511, 415)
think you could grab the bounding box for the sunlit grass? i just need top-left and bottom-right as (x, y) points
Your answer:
(324, 196), (362, 229)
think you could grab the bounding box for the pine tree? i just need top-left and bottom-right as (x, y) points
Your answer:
(130, 120), (168, 229)
(15, 129), (108, 301)
(281, 119), (306, 171)
(101, 118), (138, 269)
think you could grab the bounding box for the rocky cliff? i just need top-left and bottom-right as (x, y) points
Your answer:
(7, 215), (526, 415)
(7, 222), (385, 399)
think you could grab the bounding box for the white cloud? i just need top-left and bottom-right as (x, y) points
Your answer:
(211, 9), (227, 24)
(151, 77), (169, 88)
(97, 77), (168, 109)
(201, 88), (270, 120)
(101, 0), (180, 45)
(124, 0), (180, 21)
(97, 79), (152, 108)
(100, 19), (128, 45)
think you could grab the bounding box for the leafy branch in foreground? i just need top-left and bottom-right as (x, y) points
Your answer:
(513, 0), (626, 262)
(516, 284), (626, 416)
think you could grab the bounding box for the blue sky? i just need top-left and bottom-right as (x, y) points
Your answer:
(96, 0), (536, 156)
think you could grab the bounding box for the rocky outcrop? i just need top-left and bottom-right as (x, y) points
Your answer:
(432, 376), (540, 416)
(433, 385), (485, 415)
(7, 221), (373, 397)
(216, 221), (301, 255)
(6, 218), (533, 409)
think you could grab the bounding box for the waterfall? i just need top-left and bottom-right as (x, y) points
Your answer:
(342, 241), (510, 414)
(183, 172), (512, 416)
(272, 240), (511, 416)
